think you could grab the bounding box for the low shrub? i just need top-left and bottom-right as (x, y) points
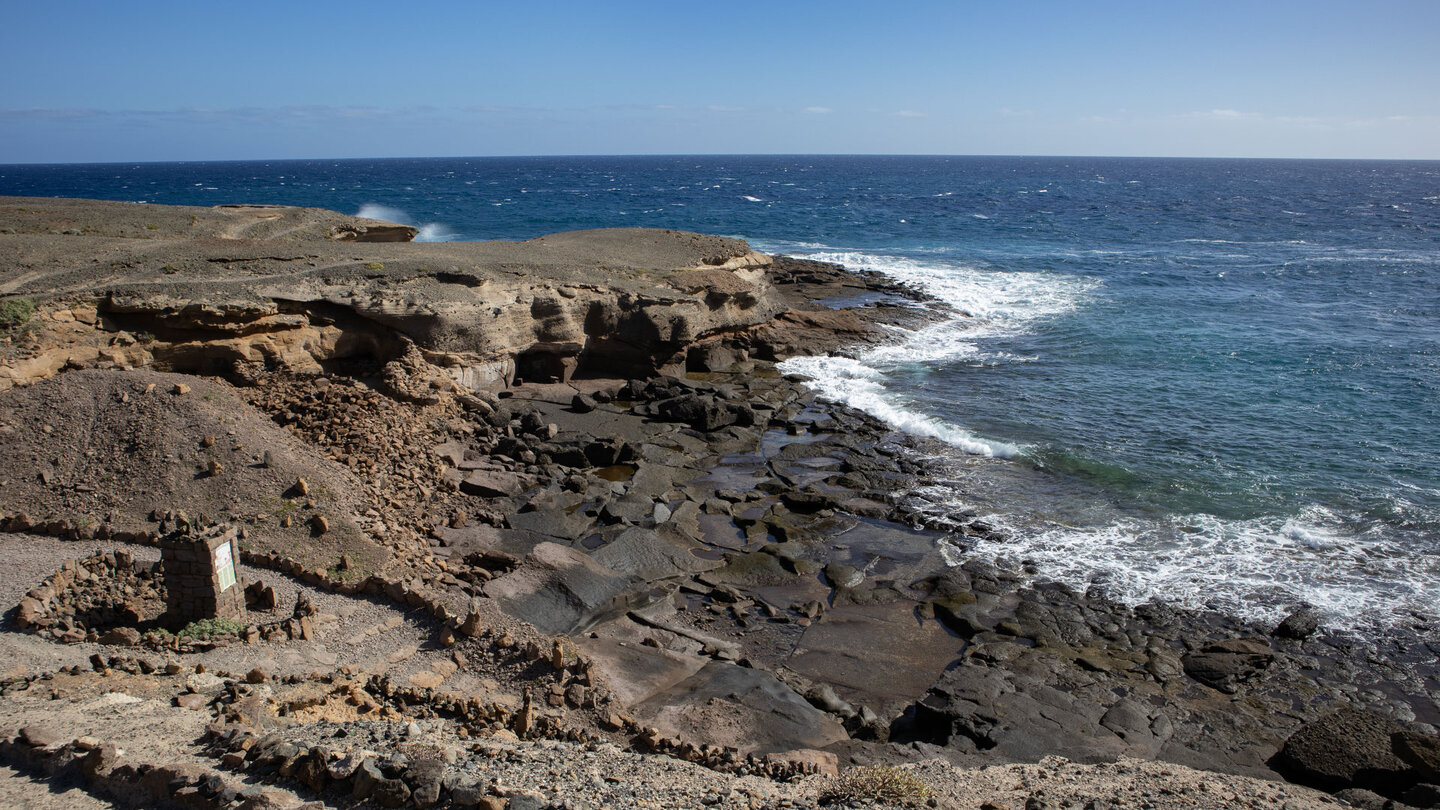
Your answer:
(178, 617), (245, 639)
(0, 297), (35, 328)
(819, 765), (934, 805)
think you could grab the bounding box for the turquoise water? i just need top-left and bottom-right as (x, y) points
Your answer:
(3, 155), (1437, 628)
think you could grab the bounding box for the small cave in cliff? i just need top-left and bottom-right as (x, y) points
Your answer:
(515, 346), (578, 384)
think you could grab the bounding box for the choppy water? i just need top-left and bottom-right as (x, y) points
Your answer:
(3, 155), (1437, 631)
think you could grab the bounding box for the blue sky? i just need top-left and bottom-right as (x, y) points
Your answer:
(2, 0), (1437, 162)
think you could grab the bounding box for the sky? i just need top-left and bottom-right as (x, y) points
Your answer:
(2, 0), (1438, 163)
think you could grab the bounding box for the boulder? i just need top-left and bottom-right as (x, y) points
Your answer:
(1395, 730), (1440, 783)
(97, 627), (141, 646)
(583, 437), (631, 467)
(1272, 707), (1411, 792)
(19, 725), (64, 748)
(1402, 783), (1440, 808)
(1181, 638), (1274, 693)
(652, 393), (738, 432)
(1275, 607), (1321, 640)
(460, 470), (529, 499)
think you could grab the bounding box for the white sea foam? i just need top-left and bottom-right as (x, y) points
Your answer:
(772, 245), (1438, 632)
(935, 496), (1440, 631)
(355, 203), (454, 242)
(775, 248), (1095, 459)
(782, 355), (1019, 457)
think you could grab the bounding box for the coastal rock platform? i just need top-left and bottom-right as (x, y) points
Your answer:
(1, 197), (1437, 809)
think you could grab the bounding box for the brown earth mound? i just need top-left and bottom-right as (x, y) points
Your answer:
(0, 368), (388, 574)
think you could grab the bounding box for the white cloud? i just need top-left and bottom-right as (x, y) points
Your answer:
(894, 109), (927, 118)
(803, 106), (833, 114)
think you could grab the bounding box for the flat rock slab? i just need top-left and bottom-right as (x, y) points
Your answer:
(911, 662), (1135, 764)
(485, 542), (642, 635)
(572, 632), (710, 708)
(786, 601), (962, 713)
(591, 526), (724, 581)
(636, 660), (847, 756)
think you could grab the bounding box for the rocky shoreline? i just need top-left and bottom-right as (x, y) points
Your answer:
(1, 196), (1437, 809)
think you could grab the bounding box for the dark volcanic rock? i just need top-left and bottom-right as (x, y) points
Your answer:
(590, 525), (723, 580)
(484, 542), (642, 635)
(636, 660), (847, 755)
(1272, 707), (1412, 792)
(460, 469), (529, 498)
(1275, 607), (1321, 640)
(907, 663), (1134, 763)
(1181, 638), (1274, 693)
(653, 393), (738, 432)
(1403, 783), (1440, 808)
(1395, 730), (1440, 783)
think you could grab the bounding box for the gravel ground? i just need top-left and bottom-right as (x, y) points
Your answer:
(0, 763), (120, 809)
(1, 532), (464, 691)
(262, 718), (1345, 810)
(0, 533), (1349, 810)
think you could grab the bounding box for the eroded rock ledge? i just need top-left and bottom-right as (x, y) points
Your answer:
(0, 196), (828, 393)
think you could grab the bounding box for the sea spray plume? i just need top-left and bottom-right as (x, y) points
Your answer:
(355, 203), (454, 242)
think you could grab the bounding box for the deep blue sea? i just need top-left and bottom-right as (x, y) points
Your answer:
(3, 155), (1437, 631)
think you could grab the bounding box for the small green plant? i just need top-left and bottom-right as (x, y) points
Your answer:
(161, 263), (180, 274)
(365, 262), (385, 270)
(0, 297), (35, 329)
(135, 331), (156, 344)
(177, 617), (245, 639)
(145, 224), (161, 231)
(819, 766), (934, 806)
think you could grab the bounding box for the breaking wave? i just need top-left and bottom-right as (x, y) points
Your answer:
(356, 203), (454, 242)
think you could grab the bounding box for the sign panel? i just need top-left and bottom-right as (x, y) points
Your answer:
(214, 541), (236, 592)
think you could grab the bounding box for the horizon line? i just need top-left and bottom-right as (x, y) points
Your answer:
(5, 152), (1440, 168)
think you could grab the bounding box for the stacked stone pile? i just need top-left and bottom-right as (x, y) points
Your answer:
(14, 549), (162, 643)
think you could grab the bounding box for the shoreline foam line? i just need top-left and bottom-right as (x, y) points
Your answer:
(773, 245), (1094, 458)
(772, 244), (1440, 632)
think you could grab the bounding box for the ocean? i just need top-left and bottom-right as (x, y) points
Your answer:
(2, 155), (1436, 632)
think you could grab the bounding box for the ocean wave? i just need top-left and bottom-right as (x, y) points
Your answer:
(938, 498), (1439, 632)
(780, 355), (1020, 457)
(776, 248), (1094, 458)
(796, 249), (1098, 326)
(355, 203), (454, 242)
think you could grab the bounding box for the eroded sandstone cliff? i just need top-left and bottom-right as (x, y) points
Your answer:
(0, 197), (785, 395)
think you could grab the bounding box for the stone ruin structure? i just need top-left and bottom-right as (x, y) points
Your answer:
(159, 523), (246, 629)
